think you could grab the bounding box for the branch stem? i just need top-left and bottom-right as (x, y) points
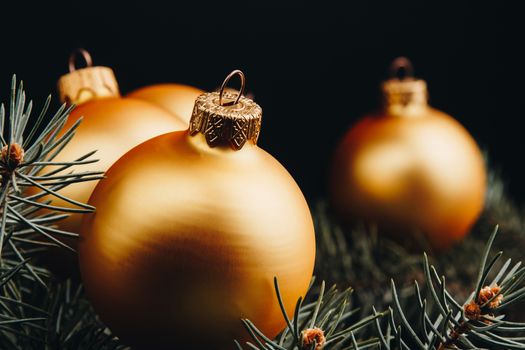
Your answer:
(437, 321), (469, 350)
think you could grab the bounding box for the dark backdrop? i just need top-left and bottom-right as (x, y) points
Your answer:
(2, 1), (524, 202)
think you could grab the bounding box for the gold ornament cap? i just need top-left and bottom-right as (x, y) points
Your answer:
(189, 70), (262, 150)
(57, 49), (120, 105)
(381, 57), (428, 109)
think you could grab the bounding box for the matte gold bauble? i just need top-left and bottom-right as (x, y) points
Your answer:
(127, 83), (204, 123)
(331, 58), (486, 251)
(79, 71), (316, 349)
(34, 49), (186, 241)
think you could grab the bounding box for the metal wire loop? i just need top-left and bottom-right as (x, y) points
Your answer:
(219, 69), (245, 106)
(68, 48), (93, 73)
(389, 57), (414, 80)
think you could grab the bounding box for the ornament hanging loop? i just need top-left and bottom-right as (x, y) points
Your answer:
(219, 69), (245, 106)
(389, 57), (414, 80)
(68, 48), (93, 73)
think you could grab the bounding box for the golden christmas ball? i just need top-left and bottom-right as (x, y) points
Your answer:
(79, 71), (316, 349)
(127, 83), (204, 123)
(34, 49), (186, 241)
(330, 58), (486, 251)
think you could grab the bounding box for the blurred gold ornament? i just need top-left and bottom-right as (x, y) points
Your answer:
(79, 70), (316, 349)
(127, 83), (204, 124)
(34, 49), (185, 244)
(331, 57), (486, 251)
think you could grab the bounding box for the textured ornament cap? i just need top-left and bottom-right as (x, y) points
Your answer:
(189, 70), (262, 150)
(382, 78), (428, 107)
(57, 49), (120, 105)
(382, 57), (428, 109)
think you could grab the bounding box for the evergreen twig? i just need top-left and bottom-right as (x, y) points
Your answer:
(384, 226), (525, 349)
(0, 76), (103, 276)
(0, 76), (107, 347)
(237, 277), (386, 349)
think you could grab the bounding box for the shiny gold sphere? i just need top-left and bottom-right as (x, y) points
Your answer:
(36, 97), (185, 236)
(331, 106), (486, 251)
(127, 83), (204, 124)
(79, 131), (316, 349)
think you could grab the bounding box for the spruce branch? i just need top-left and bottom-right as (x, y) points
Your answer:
(314, 201), (422, 319)
(0, 272), (128, 350)
(383, 226), (525, 349)
(0, 75), (104, 345)
(0, 259), (48, 346)
(237, 277), (386, 350)
(0, 75), (102, 276)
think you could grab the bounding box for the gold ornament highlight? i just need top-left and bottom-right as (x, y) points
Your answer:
(128, 83), (204, 124)
(79, 70), (316, 349)
(331, 57), (486, 251)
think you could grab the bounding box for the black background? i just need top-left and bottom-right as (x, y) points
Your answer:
(2, 1), (525, 202)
